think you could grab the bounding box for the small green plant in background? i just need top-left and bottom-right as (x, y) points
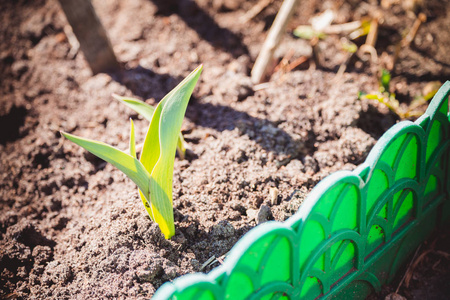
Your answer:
(61, 65), (203, 239)
(359, 69), (441, 119)
(293, 16), (371, 41)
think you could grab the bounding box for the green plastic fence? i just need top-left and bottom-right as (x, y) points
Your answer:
(153, 81), (450, 300)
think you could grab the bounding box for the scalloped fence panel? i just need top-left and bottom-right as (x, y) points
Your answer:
(153, 81), (450, 300)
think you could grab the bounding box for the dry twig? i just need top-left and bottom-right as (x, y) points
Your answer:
(404, 249), (432, 288)
(323, 21), (362, 35)
(392, 13), (426, 70)
(240, 0), (274, 24)
(395, 245), (422, 293)
(251, 0), (300, 84)
(365, 12), (381, 47)
(273, 49), (295, 73)
(273, 48), (308, 76)
(310, 36), (323, 69)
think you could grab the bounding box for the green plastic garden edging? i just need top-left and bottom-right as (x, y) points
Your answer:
(153, 81), (450, 300)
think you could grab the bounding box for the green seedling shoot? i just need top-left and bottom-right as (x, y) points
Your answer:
(293, 25), (327, 40)
(359, 69), (440, 119)
(293, 18), (371, 41)
(112, 94), (187, 160)
(61, 65), (203, 239)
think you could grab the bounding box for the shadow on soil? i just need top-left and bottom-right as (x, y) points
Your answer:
(150, 0), (249, 58)
(357, 103), (398, 139)
(0, 105), (27, 145)
(110, 65), (183, 101)
(111, 66), (303, 157)
(187, 101), (306, 157)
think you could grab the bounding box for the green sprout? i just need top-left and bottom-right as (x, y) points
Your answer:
(379, 68), (391, 93)
(293, 25), (327, 40)
(359, 69), (440, 119)
(348, 18), (371, 40)
(341, 40), (358, 54)
(61, 65), (203, 239)
(112, 94), (187, 160)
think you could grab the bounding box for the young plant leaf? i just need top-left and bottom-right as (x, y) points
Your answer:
(112, 95), (156, 121)
(60, 131), (150, 199)
(112, 94), (187, 159)
(380, 69), (391, 93)
(293, 25), (326, 40)
(140, 65), (202, 239)
(129, 119), (136, 158)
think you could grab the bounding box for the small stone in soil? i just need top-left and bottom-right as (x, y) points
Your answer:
(211, 220), (235, 238)
(190, 259), (200, 270)
(385, 293), (407, 300)
(136, 263), (163, 282)
(164, 266), (178, 279)
(246, 208), (258, 222)
(269, 187), (279, 206)
(256, 205), (273, 224)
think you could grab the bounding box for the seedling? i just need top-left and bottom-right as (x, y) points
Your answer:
(61, 65), (202, 239)
(359, 69), (440, 119)
(293, 18), (371, 41)
(112, 94), (187, 160)
(293, 25), (327, 40)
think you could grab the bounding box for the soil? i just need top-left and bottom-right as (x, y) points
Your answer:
(1, 0), (449, 299)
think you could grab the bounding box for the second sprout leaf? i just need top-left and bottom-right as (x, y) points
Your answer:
(112, 94), (187, 159)
(112, 95), (156, 121)
(60, 132), (150, 199)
